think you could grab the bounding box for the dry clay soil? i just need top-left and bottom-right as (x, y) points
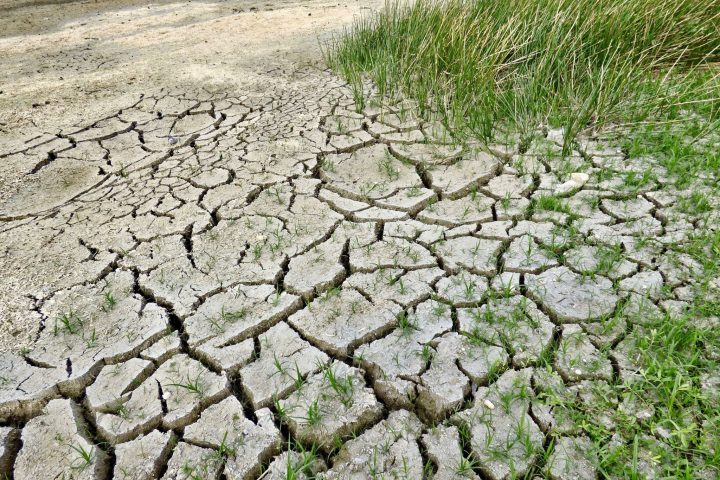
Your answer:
(1, 1), (715, 480)
(0, 0), (383, 348)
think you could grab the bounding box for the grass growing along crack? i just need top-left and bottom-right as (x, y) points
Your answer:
(66, 442), (95, 471)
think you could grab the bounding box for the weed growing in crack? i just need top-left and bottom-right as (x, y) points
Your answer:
(378, 150), (400, 180)
(168, 372), (204, 395)
(321, 364), (355, 407)
(456, 456), (479, 475)
(283, 442), (321, 480)
(252, 243), (263, 261)
(54, 311), (84, 336)
(66, 443), (94, 471)
(221, 306), (247, 323)
(293, 362), (305, 390)
(305, 399), (322, 426)
(396, 311), (418, 336)
(273, 396), (289, 424)
(320, 287), (341, 302)
(359, 182), (380, 198)
(273, 352), (287, 376)
(392, 276), (406, 295)
(83, 328), (98, 348)
(417, 344), (435, 365)
(406, 185), (423, 197)
(180, 454), (218, 480)
(270, 287), (283, 307)
(534, 194), (572, 216)
(112, 403), (130, 419)
(215, 431), (237, 458)
(431, 301), (448, 318)
(101, 291), (117, 312)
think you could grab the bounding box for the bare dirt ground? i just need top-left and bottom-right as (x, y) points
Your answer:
(0, 0), (380, 201)
(0, 0), (381, 350)
(0, 1), (717, 479)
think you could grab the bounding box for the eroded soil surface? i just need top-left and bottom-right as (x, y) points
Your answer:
(1, 1), (719, 480)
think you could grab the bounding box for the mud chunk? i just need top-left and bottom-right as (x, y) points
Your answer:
(0, 353), (65, 421)
(30, 271), (168, 395)
(96, 354), (228, 443)
(423, 150), (500, 199)
(320, 410), (424, 479)
(349, 238), (436, 272)
(417, 194), (494, 227)
(85, 358), (154, 412)
(346, 267), (443, 307)
(565, 245), (637, 280)
(436, 236), (503, 276)
(482, 173), (533, 199)
(284, 237), (346, 298)
(160, 441), (222, 480)
(184, 398), (281, 479)
(280, 361), (383, 451)
(619, 270), (664, 300)
(546, 436), (598, 480)
(354, 299), (453, 408)
(417, 332), (507, 422)
(421, 425), (480, 480)
(602, 197), (654, 220)
(525, 266), (618, 322)
(452, 369), (543, 480)
(321, 144), (421, 201)
(15, 399), (107, 480)
(458, 296), (554, 367)
(288, 288), (402, 356)
(262, 450), (327, 479)
(555, 324), (613, 381)
(184, 284), (300, 347)
(114, 430), (174, 480)
(435, 272), (489, 306)
(240, 322), (329, 409)
(502, 234), (559, 273)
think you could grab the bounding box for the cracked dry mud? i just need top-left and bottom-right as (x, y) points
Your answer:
(1, 5), (719, 480)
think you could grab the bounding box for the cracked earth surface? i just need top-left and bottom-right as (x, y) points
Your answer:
(1, 2), (719, 480)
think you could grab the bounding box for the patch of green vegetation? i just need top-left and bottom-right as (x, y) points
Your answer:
(326, 0), (720, 150)
(573, 300), (720, 478)
(621, 122), (720, 188)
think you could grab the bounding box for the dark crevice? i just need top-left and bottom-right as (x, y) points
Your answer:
(181, 224), (196, 269)
(74, 400), (114, 480)
(0, 428), (21, 479)
(157, 380), (169, 414)
(29, 150), (57, 174)
(374, 221), (384, 241)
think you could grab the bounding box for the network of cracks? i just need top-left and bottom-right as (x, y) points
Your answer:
(0, 67), (716, 479)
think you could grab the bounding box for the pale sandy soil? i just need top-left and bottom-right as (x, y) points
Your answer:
(0, 0), (381, 199)
(0, 0), (381, 351)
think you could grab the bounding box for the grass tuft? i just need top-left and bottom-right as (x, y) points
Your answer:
(326, 0), (720, 148)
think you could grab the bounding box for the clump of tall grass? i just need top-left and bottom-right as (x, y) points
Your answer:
(326, 0), (720, 147)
